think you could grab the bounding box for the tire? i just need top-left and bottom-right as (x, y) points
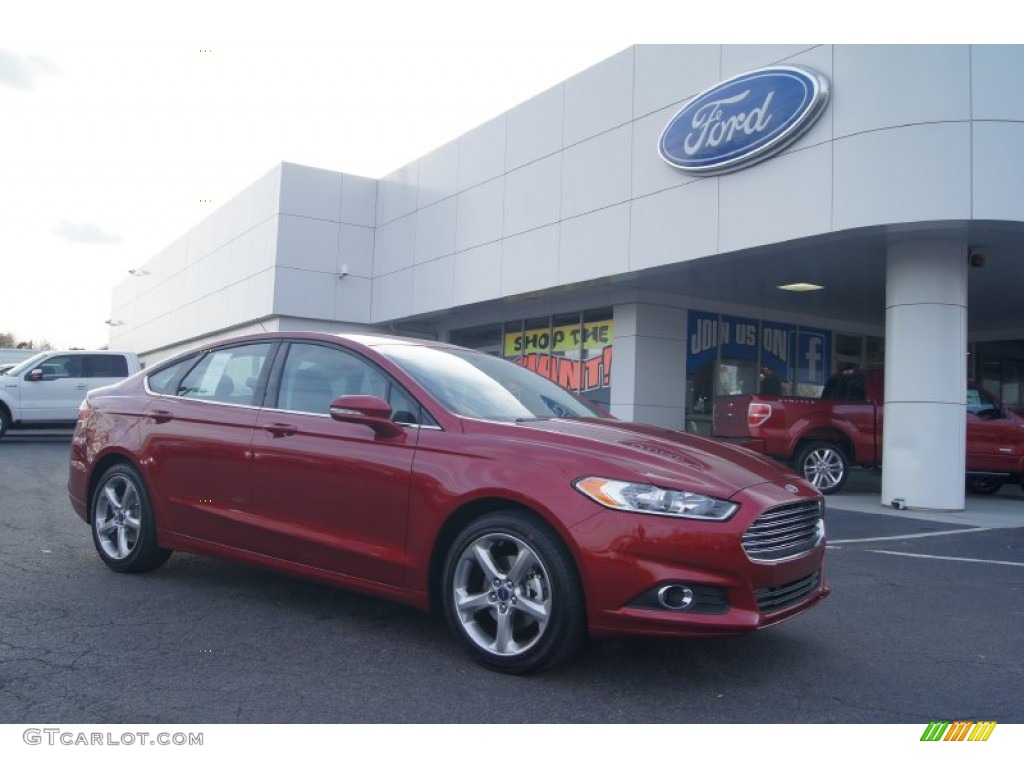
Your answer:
(0, 405), (8, 439)
(794, 441), (849, 495)
(90, 463), (172, 573)
(442, 511), (585, 674)
(966, 476), (1004, 495)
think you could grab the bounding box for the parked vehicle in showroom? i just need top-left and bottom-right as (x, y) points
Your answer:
(712, 368), (1024, 495)
(0, 350), (141, 438)
(68, 332), (828, 673)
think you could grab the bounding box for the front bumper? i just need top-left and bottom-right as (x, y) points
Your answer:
(568, 479), (829, 640)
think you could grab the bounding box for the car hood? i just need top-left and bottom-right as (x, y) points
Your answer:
(470, 417), (808, 499)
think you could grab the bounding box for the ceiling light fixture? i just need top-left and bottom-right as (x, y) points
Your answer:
(777, 282), (824, 292)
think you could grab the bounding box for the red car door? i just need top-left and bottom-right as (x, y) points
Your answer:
(140, 342), (274, 543)
(248, 341), (422, 586)
(965, 384), (1024, 473)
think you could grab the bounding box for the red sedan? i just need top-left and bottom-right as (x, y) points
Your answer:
(68, 332), (829, 673)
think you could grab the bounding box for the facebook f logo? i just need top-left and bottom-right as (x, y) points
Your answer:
(798, 331), (828, 385)
(806, 337), (821, 377)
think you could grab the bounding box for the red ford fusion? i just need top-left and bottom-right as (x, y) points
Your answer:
(69, 332), (829, 673)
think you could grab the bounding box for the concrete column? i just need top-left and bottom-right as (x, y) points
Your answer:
(881, 240), (968, 510)
(610, 303), (688, 429)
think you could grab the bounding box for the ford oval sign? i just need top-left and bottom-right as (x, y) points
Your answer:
(659, 66), (829, 175)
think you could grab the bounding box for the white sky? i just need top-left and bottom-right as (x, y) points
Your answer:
(0, 1), (1005, 350)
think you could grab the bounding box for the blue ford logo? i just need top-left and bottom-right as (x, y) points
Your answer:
(659, 66), (829, 175)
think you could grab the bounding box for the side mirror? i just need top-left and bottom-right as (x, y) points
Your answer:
(28, 369), (44, 382)
(329, 395), (405, 438)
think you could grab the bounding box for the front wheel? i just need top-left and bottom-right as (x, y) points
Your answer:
(794, 441), (849, 495)
(442, 512), (585, 674)
(91, 463), (172, 573)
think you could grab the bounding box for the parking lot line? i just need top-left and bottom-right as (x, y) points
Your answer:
(866, 550), (1024, 567)
(828, 527), (991, 545)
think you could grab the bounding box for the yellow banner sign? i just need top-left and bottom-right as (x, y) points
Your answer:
(504, 320), (613, 357)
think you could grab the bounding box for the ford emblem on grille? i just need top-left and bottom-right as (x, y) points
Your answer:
(659, 65), (830, 175)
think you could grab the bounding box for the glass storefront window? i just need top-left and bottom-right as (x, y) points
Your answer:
(450, 324), (502, 356)
(452, 309), (614, 409)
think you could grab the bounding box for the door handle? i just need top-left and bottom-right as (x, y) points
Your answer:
(75, 383), (88, 389)
(262, 423), (297, 437)
(146, 409), (173, 424)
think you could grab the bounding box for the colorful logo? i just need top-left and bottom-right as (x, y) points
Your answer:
(920, 721), (997, 741)
(659, 66), (830, 175)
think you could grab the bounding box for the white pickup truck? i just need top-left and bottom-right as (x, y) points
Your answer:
(0, 350), (141, 437)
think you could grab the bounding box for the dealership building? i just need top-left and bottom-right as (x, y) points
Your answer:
(109, 44), (1024, 511)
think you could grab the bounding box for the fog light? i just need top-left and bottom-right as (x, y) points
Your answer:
(657, 584), (695, 610)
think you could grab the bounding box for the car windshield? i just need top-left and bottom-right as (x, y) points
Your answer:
(379, 344), (605, 422)
(5, 352), (49, 377)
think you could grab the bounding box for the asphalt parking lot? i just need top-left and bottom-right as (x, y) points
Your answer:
(1, 434), (1022, 724)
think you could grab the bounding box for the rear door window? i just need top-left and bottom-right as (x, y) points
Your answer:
(177, 344), (272, 406)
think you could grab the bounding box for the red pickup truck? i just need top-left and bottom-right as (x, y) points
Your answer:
(712, 368), (1024, 495)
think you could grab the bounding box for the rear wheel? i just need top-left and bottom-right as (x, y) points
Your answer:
(794, 441), (849, 495)
(0, 404), (10, 438)
(966, 476), (1004, 495)
(442, 511), (585, 674)
(91, 463), (172, 573)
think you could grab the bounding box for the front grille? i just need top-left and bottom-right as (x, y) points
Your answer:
(755, 571), (821, 613)
(742, 499), (823, 561)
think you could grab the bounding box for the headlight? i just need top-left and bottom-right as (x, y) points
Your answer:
(573, 477), (738, 521)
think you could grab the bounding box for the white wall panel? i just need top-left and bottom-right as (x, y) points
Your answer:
(501, 225), (559, 297)
(722, 45), (818, 78)
(458, 115), (506, 191)
(719, 142), (832, 253)
(833, 45), (970, 138)
(633, 336), (688, 406)
(276, 214), (340, 273)
(373, 214), (416, 277)
(453, 242), (502, 306)
(414, 197), (457, 265)
(972, 46), (1024, 121)
(417, 140), (460, 208)
(377, 163), (418, 225)
(561, 124), (632, 220)
(834, 123), (971, 231)
(503, 154), (562, 237)
(279, 163), (342, 221)
(340, 173), (377, 227)
(334, 275), (372, 322)
(248, 164), (282, 226)
(455, 178), (504, 252)
(633, 44), (720, 118)
(505, 84), (564, 170)
(629, 180), (718, 271)
(973, 122), (1024, 221)
(631, 104), (688, 200)
(246, 269), (275, 317)
(412, 256), (455, 315)
(371, 268), (414, 322)
(559, 203), (630, 284)
(273, 267), (336, 319)
(245, 217), (279, 277)
(564, 48), (633, 146)
(338, 224), (374, 279)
